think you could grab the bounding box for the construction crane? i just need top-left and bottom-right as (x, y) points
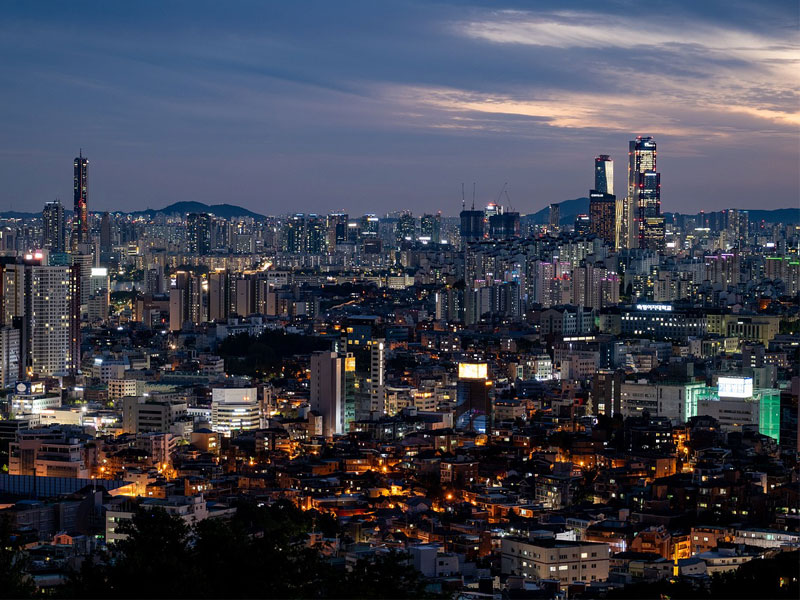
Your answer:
(495, 182), (508, 206)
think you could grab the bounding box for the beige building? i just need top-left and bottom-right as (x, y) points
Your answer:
(108, 379), (143, 400)
(501, 537), (610, 584)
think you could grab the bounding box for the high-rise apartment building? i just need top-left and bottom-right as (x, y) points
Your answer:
(594, 155), (614, 195)
(420, 213), (441, 244)
(0, 326), (20, 387)
(305, 215), (328, 254)
(282, 214), (306, 253)
(71, 153), (88, 254)
(0, 259), (79, 378)
(169, 270), (207, 331)
(327, 213), (349, 248)
(369, 339), (385, 415)
(42, 200), (66, 253)
(396, 212), (416, 243)
(30, 265), (80, 376)
(187, 213), (212, 255)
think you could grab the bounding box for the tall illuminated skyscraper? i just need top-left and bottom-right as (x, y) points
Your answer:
(594, 155), (614, 195)
(627, 137), (664, 250)
(71, 152), (88, 254)
(618, 136), (662, 250)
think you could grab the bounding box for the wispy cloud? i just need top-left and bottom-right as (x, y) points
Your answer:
(389, 11), (800, 137)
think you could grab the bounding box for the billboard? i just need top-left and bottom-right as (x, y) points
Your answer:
(458, 363), (488, 380)
(718, 376), (753, 399)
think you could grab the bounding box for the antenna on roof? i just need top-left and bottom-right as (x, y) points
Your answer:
(472, 182), (476, 210)
(461, 183), (465, 211)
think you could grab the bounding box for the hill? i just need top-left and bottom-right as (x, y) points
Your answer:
(132, 201), (265, 220)
(746, 207), (799, 223)
(523, 197), (589, 225)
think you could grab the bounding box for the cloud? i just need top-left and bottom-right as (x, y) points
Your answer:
(387, 11), (800, 137)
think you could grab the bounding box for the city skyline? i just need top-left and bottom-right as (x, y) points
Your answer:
(0, 1), (797, 215)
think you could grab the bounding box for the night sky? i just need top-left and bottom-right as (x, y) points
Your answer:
(1, 0), (797, 216)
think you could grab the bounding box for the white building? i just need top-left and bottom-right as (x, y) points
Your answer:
(733, 528), (800, 549)
(0, 327), (20, 387)
(210, 387), (260, 436)
(369, 339), (385, 415)
(122, 396), (187, 434)
(30, 266), (78, 377)
(501, 537), (610, 584)
(108, 379), (142, 400)
(621, 381), (658, 418)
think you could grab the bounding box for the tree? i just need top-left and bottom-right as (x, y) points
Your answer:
(61, 500), (438, 599)
(0, 516), (35, 598)
(332, 551), (429, 599)
(709, 551), (799, 599)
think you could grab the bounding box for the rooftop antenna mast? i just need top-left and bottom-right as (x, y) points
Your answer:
(472, 183), (476, 210)
(461, 183), (465, 211)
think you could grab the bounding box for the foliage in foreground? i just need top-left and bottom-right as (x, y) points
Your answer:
(56, 500), (433, 599)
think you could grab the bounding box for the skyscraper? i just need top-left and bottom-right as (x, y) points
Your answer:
(187, 213), (212, 255)
(619, 136), (661, 250)
(629, 137), (663, 250)
(42, 200), (66, 253)
(594, 155), (614, 195)
(549, 203), (560, 229)
(589, 190), (616, 245)
(71, 152), (88, 254)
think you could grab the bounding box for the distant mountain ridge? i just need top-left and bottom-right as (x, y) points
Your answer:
(524, 197), (590, 225)
(0, 200), (796, 223)
(131, 201), (265, 219)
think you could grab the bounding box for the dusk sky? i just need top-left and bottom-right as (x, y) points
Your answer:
(1, 0), (798, 216)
